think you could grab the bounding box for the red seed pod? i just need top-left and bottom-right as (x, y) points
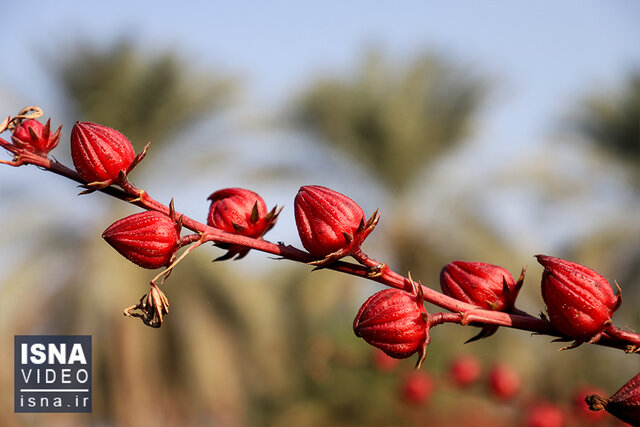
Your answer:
(294, 185), (378, 262)
(353, 283), (429, 368)
(207, 188), (274, 237)
(488, 362), (521, 401)
(525, 402), (565, 427)
(102, 211), (180, 269)
(401, 371), (435, 406)
(71, 121), (136, 185)
(207, 188), (280, 261)
(11, 118), (61, 156)
(440, 261), (522, 311)
(440, 260), (524, 342)
(449, 354), (481, 388)
(537, 255), (621, 341)
(586, 372), (640, 426)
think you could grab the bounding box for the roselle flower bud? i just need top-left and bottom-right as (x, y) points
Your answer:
(440, 260), (524, 342)
(586, 372), (640, 426)
(11, 118), (61, 156)
(294, 185), (379, 263)
(353, 283), (429, 368)
(537, 255), (621, 341)
(207, 188), (280, 260)
(102, 211), (180, 269)
(488, 362), (521, 401)
(440, 261), (522, 311)
(207, 188), (278, 237)
(71, 121), (136, 185)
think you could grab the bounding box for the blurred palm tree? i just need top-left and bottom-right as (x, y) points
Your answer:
(35, 40), (422, 427)
(54, 40), (236, 153)
(293, 49), (488, 192)
(568, 71), (640, 325)
(292, 49), (494, 278)
(0, 40), (250, 427)
(571, 71), (640, 188)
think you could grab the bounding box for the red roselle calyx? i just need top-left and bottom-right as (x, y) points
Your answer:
(207, 188), (280, 260)
(440, 261), (523, 311)
(11, 118), (61, 156)
(440, 260), (524, 342)
(70, 121), (138, 187)
(102, 211), (180, 269)
(586, 372), (640, 426)
(294, 185), (379, 266)
(537, 255), (621, 342)
(353, 279), (429, 368)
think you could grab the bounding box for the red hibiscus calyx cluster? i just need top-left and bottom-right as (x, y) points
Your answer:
(537, 254), (622, 346)
(11, 118), (61, 156)
(440, 260), (525, 342)
(294, 185), (382, 274)
(353, 276), (430, 369)
(1, 106), (639, 426)
(71, 121), (149, 193)
(207, 187), (282, 261)
(102, 210), (182, 270)
(0, 106), (60, 167)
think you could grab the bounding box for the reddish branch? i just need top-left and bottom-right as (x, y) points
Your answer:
(1, 109), (639, 353)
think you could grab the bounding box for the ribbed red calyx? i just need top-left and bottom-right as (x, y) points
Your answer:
(586, 372), (640, 426)
(537, 255), (621, 341)
(102, 211), (180, 269)
(207, 187), (280, 261)
(353, 284), (429, 368)
(208, 188), (271, 237)
(440, 261), (522, 311)
(440, 260), (524, 342)
(294, 185), (378, 264)
(11, 118), (61, 156)
(71, 121), (135, 185)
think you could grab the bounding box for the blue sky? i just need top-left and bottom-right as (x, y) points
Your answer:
(2, 0), (638, 148)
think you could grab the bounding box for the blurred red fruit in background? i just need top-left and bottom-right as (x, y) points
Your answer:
(449, 354), (482, 388)
(401, 371), (435, 406)
(488, 362), (521, 401)
(573, 386), (608, 422)
(525, 402), (565, 427)
(372, 348), (400, 372)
